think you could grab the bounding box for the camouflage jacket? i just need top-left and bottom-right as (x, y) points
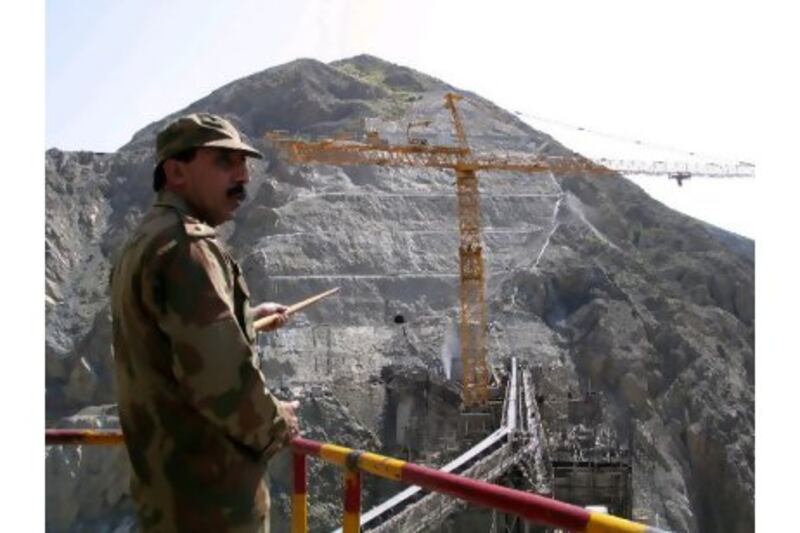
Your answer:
(110, 190), (289, 532)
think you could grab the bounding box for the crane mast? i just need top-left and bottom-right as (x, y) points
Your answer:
(444, 92), (491, 407)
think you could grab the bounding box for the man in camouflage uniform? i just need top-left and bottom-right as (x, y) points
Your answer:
(110, 113), (299, 532)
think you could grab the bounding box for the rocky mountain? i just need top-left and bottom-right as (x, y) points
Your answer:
(45, 55), (754, 532)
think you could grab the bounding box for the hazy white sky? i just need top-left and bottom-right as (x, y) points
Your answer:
(46, 0), (759, 235)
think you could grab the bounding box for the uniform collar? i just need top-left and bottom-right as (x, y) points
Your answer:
(153, 190), (203, 221)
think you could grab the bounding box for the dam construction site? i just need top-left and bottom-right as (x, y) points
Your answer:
(45, 55), (754, 533)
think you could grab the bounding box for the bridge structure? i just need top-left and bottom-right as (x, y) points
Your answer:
(343, 358), (544, 532)
(331, 357), (637, 532)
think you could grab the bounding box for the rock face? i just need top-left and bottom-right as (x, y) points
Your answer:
(46, 405), (135, 532)
(45, 54), (754, 532)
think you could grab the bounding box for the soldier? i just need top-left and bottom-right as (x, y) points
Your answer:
(110, 112), (299, 532)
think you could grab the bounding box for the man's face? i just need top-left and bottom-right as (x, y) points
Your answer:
(173, 147), (251, 226)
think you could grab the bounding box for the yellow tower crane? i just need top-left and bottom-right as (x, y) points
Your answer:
(444, 92), (490, 407)
(265, 93), (753, 409)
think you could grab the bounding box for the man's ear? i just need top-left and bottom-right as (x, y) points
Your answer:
(163, 159), (187, 188)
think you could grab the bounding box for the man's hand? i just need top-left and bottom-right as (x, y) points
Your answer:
(252, 302), (290, 331)
(280, 400), (301, 442)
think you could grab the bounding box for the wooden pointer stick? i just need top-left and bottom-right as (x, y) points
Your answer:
(254, 287), (340, 332)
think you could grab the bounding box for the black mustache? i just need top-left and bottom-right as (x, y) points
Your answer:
(226, 184), (247, 200)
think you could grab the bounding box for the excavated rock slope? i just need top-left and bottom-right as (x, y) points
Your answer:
(45, 55), (753, 533)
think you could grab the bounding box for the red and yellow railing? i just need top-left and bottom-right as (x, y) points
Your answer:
(46, 428), (125, 446)
(45, 429), (666, 533)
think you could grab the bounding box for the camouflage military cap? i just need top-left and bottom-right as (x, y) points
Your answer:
(155, 112), (263, 165)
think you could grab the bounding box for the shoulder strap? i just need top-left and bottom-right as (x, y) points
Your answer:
(183, 220), (216, 238)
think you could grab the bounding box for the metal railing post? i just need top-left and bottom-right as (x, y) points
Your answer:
(343, 467), (361, 533)
(292, 452), (308, 533)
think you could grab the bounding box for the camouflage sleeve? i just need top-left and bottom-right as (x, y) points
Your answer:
(142, 232), (289, 457)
